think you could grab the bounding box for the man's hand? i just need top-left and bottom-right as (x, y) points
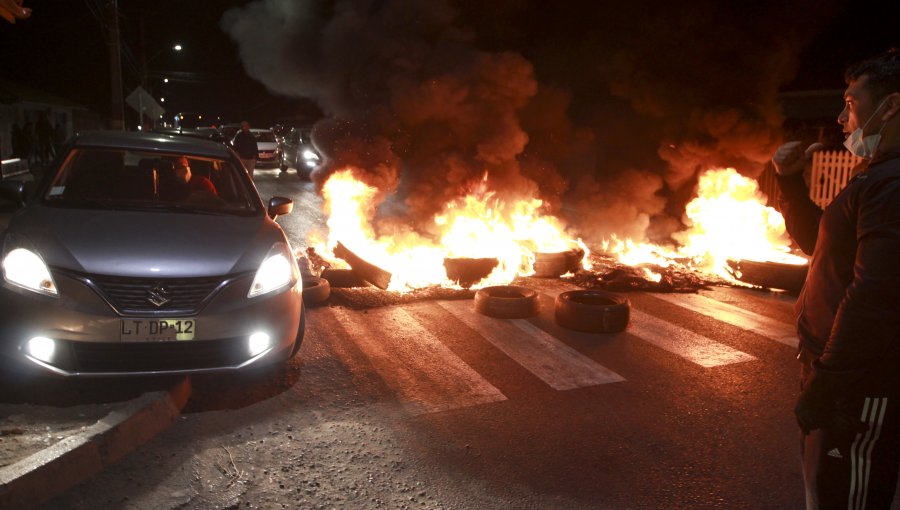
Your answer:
(0, 0), (30, 24)
(772, 141), (824, 176)
(795, 384), (836, 435)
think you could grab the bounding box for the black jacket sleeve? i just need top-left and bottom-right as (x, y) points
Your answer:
(776, 173), (822, 255)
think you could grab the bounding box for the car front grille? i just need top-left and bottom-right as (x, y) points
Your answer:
(81, 274), (230, 315)
(66, 338), (250, 373)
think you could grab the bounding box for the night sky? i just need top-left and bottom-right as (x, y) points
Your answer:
(3, 0), (898, 244)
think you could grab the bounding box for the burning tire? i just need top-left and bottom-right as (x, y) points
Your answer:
(532, 252), (568, 278)
(474, 285), (539, 319)
(533, 248), (585, 278)
(444, 257), (498, 289)
(302, 276), (331, 305)
(320, 268), (370, 288)
(555, 290), (630, 333)
(726, 258), (808, 293)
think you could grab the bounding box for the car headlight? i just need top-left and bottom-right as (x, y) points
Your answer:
(302, 149), (320, 161)
(248, 242), (299, 298)
(2, 247), (58, 296)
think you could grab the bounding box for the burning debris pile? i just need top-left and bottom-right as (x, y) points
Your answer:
(300, 166), (808, 305)
(563, 253), (722, 294)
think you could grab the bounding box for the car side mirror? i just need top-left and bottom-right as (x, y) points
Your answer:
(0, 180), (27, 208)
(267, 196), (293, 219)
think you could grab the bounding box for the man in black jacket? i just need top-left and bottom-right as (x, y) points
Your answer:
(232, 121), (258, 179)
(772, 49), (900, 509)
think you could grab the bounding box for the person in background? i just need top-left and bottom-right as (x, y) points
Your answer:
(231, 121), (258, 179)
(35, 111), (53, 165)
(771, 49), (900, 509)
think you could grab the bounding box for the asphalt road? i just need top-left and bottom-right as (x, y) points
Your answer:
(40, 166), (810, 509)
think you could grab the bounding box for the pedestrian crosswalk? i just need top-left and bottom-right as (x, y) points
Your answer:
(309, 285), (798, 415)
(438, 299), (625, 390)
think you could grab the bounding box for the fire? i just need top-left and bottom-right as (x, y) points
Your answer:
(309, 166), (805, 292)
(311, 169), (589, 292)
(607, 168), (807, 281)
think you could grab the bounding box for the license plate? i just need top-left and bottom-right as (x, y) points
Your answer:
(120, 319), (196, 342)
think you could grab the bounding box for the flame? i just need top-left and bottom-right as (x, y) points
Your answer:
(312, 169), (589, 292)
(606, 168), (807, 281)
(310, 166), (804, 292)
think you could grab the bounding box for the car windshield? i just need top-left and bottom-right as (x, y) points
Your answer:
(43, 148), (261, 215)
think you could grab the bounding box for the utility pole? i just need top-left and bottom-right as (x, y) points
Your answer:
(106, 0), (124, 130)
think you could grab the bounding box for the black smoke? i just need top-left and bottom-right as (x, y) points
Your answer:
(221, 0), (839, 246)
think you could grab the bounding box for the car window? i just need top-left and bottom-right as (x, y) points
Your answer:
(253, 131), (276, 143)
(43, 148), (261, 215)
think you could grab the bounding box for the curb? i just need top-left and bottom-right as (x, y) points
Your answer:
(0, 376), (192, 509)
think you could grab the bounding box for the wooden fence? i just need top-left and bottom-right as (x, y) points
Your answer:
(757, 149), (862, 210)
(809, 150), (862, 207)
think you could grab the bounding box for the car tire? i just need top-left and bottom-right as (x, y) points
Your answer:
(291, 301), (306, 356)
(474, 285), (539, 319)
(302, 276), (331, 305)
(554, 290), (630, 333)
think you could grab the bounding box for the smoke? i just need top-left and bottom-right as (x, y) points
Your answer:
(221, 0), (840, 247)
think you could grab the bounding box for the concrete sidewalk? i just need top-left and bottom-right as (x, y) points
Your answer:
(0, 377), (191, 509)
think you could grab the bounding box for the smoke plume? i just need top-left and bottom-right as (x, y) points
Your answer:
(221, 0), (839, 247)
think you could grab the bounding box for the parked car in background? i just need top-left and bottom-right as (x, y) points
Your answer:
(246, 128), (281, 169)
(0, 130), (305, 377)
(154, 126), (228, 145)
(279, 127), (322, 179)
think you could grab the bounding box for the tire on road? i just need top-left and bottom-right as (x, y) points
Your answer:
(320, 268), (370, 288)
(302, 276), (331, 305)
(532, 251), (568, 278)
(726, 258), (808, 294)
(555, 290), (630, 333)
(474, 285), (539, 319)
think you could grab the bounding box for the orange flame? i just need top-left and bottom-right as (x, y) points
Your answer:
(311, 169), (589, 292)
(606, 168), (807, 281)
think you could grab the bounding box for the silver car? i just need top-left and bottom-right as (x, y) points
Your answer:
(0, 131), (305, 377)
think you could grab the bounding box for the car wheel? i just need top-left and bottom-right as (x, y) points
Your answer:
(554, 290), (630, 333)
(291, 301), (306, 356)
(302, 276), (331, 305)
(279, 157), (288, 172)
(474, 285), (539, 319)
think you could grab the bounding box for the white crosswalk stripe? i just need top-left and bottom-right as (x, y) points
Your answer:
(326, 306), (507, 415)
(437, 299), (625, 390)
(538, 284), (756, 368)
(627, 308), (756, 367)
(650, 292), (798, 347)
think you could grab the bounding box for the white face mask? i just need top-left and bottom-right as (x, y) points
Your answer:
(843, 97), (890, 159)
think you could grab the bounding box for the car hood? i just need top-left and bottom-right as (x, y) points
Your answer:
(5, 206), (287, 278)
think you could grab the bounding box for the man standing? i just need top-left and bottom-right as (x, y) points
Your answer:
(772, 50), (900, 509)
(232, 121), (258, 179)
